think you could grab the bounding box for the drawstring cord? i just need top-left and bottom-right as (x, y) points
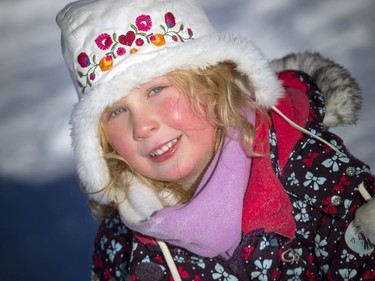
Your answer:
(271, 105), (372, 201)
(157, 240), (182, 281)
(271, 106), (344, 155)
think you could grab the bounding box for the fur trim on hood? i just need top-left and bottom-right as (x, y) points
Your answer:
(270, 51), (362, 127)
(354, 196), (375, 246)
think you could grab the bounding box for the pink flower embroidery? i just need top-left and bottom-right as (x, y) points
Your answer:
(164, 12), (176, 28)
(135, 38), (144, 46)
(117, 47), (126, 56)
(77, 12), (194, 94)
(95, 33), (113, 50)
(77, 52), (90, 67)
(135, 14), (152, 31)
(187, 28), (193, 37)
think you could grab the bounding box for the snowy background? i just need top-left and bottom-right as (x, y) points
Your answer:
(1, 0), (374, 280)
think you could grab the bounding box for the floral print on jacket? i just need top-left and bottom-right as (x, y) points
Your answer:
(91, 71), (375, 281)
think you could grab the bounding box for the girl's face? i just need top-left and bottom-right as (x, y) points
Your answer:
(102, 76), (216, 187)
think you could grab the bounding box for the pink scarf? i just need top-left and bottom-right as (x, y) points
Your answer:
(120, 115), (254, 259)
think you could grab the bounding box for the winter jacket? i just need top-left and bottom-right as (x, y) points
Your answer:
(90, 67), (374, 280)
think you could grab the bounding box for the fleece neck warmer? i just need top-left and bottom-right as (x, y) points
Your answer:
(120, 112), (255, 259)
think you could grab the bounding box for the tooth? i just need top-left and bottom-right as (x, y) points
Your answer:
(150, 137), (179, 157)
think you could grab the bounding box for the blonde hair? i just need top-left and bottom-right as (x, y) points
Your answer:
(92, 61), (267, 220)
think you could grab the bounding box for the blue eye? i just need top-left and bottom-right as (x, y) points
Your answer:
(110, 107), (126, 117)
(149, 86), (164, 96)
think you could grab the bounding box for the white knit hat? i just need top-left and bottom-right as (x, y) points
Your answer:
(56, 0), (284, 204)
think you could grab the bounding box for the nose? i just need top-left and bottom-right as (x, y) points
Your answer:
(132, 111), (159, 140)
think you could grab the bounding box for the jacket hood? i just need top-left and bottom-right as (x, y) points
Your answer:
(271, 51), (362, 127)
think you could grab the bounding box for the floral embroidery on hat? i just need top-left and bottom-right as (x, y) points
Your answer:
(76, 12), (194, 93)
(135, 14), (152, 31)
(95, 33), (114, 50)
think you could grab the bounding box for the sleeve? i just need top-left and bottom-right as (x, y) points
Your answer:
(327, 173), (375, 280)
(277, 70), (375, 280)
(91, 210), (133, 281)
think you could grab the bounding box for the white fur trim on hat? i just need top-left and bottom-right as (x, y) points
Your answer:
(57, 0), (284, 204)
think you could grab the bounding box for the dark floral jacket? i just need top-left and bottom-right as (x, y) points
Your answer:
(91, 71), (375, 281)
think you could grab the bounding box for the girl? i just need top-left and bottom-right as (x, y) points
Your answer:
(56, 0), (375, 280)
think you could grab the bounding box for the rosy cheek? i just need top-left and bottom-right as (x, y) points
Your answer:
(158, 98), (183, 121)
(162, 98), (202, 127)
(112, 136), (135, 160)
(104, 126), (128, 155)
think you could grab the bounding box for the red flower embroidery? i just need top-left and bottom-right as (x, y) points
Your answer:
(117, 47), (126, 56)
(164, 12), (176, 28)
(77, 52), (90, 67)
(135, 38), (144, 46)
(135, 14), (152, 31)
(95, 33), (113, 50)
(76, 12), (194, 93)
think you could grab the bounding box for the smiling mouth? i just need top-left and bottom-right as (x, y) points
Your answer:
(150, 136), (180, 158)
